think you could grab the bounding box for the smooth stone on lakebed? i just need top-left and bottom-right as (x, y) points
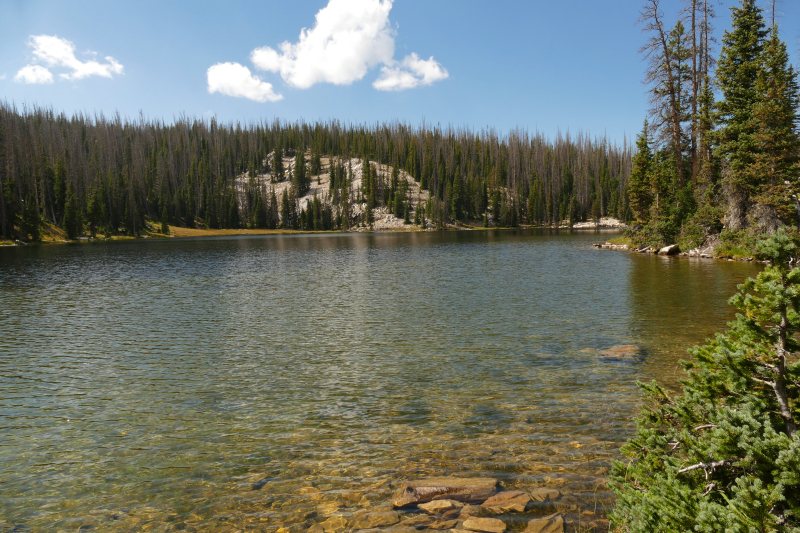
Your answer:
(419, 500), (464, 514)
(351, 511), (400, 530)
(528, 488), (560, 502)
(597, 344), (642, 361)
(523, 514), (564, 533)
(392, 478), (498, 508)
(462, 518), (506, 533)
(481, 491), (531, 513)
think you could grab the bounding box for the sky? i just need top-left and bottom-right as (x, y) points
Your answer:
(1, 0), (798, 145)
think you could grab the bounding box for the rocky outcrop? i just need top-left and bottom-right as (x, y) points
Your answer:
(392, 478), (498, 508)
(462, 517), (507, 533)
(480, 491), (531, 513)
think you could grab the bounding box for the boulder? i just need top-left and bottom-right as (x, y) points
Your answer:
(658, 244), (681, 256)
(462, 518), (506, 533)
(597, 345), (642, 361)
(528, 488), (560, 502)
(419, 500), (464, 515)
(481, 491), (531, 513)
(393, 478), (498, 508)
(523, 515), (564, 533)
(351, 511), (400, 530)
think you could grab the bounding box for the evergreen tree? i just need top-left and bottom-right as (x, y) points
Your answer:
(63, 181), (82, 239)
(273, 146), (285, 182)
(268, 187), (279, 229)
(53, 156), (67, 223)
(86, 187), (101, 238)
(715, 0), (768, 229)
(254, 194), (267, 229)
(293, 150), (308, 195)
(629, 120), (654, 223)
(611, 228), (800, 532)
(228, 194), (239, 229)
(20, 192), (41, 241)
(280, 189), (290, 229)
(161, 204), (170, 235)
(749, 26), (800, 228)
(2, 179), (19, 239)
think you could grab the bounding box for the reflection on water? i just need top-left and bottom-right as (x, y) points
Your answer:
(0, 230), (759, 532)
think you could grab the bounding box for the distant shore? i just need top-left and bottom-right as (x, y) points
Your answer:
(1, 219), (627, 247)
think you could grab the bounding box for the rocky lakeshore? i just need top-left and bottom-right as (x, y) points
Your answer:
(304, 477), (609, 533)
(593, 241), (771, 263)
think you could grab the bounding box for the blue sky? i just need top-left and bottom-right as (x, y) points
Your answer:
(1, 0), (798, 145)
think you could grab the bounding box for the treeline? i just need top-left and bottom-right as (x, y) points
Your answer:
(628, 0), (800, 248)
(0, 102), (633, 240)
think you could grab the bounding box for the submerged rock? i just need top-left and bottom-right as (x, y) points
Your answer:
(351, 511), (400, 530)
(418, 500), (464, 515)
(481, 491), (531, 513)
(597, 345), (643, 361)
(392, 478), (498, 508)
(428, 519), (459, 530)
(523, 514), (564, 533)
(462, 517), (506, 533)
(528, 488), (560, 502)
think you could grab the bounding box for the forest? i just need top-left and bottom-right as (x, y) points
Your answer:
(626, 0), (800, 254)
(0, 105), (633, 241)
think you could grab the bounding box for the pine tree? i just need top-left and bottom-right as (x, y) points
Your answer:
(273, 146), (285, 182)
(53, 156), (66, 223)
(160, 204), (170, 235)
(715, 0), (768, 229)
(749, 26), (800, 228)
(63, 181), (82, 239)
(86, 186), (101, 238)
(293, 150), (308, 195)
(611, 228), (800, 531)
(629, 120), (654, 223)
(268, 187), (279, 229)
(20, 192), (41, 241)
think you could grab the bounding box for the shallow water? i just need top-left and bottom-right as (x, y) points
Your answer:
(0, 230), (760, 532)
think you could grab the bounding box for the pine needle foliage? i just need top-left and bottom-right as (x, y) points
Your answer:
(611, 228), (800, 532)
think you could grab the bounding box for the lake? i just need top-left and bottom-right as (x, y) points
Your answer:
(0, 230), (760, 532)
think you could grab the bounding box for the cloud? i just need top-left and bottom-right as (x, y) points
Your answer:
(251, 0), (395, 89)
(14, 65), (54, 84)
(373, 53), (449, 91)
(0, 74), (6, 80)
(15, 35), (123, 82)
(207, 62), (283, 102)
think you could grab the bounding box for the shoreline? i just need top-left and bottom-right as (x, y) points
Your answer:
(2, 222), (627, 247)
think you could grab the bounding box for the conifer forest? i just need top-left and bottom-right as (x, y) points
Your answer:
(0, 103), (636, 240)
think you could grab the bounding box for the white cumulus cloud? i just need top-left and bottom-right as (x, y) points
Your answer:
(373, 53), (449, 91)
(14, 65), (54, 84)
(207, 62), (283, 102)
(251, 0), (395, 89)
(18, 35), (123, 81)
